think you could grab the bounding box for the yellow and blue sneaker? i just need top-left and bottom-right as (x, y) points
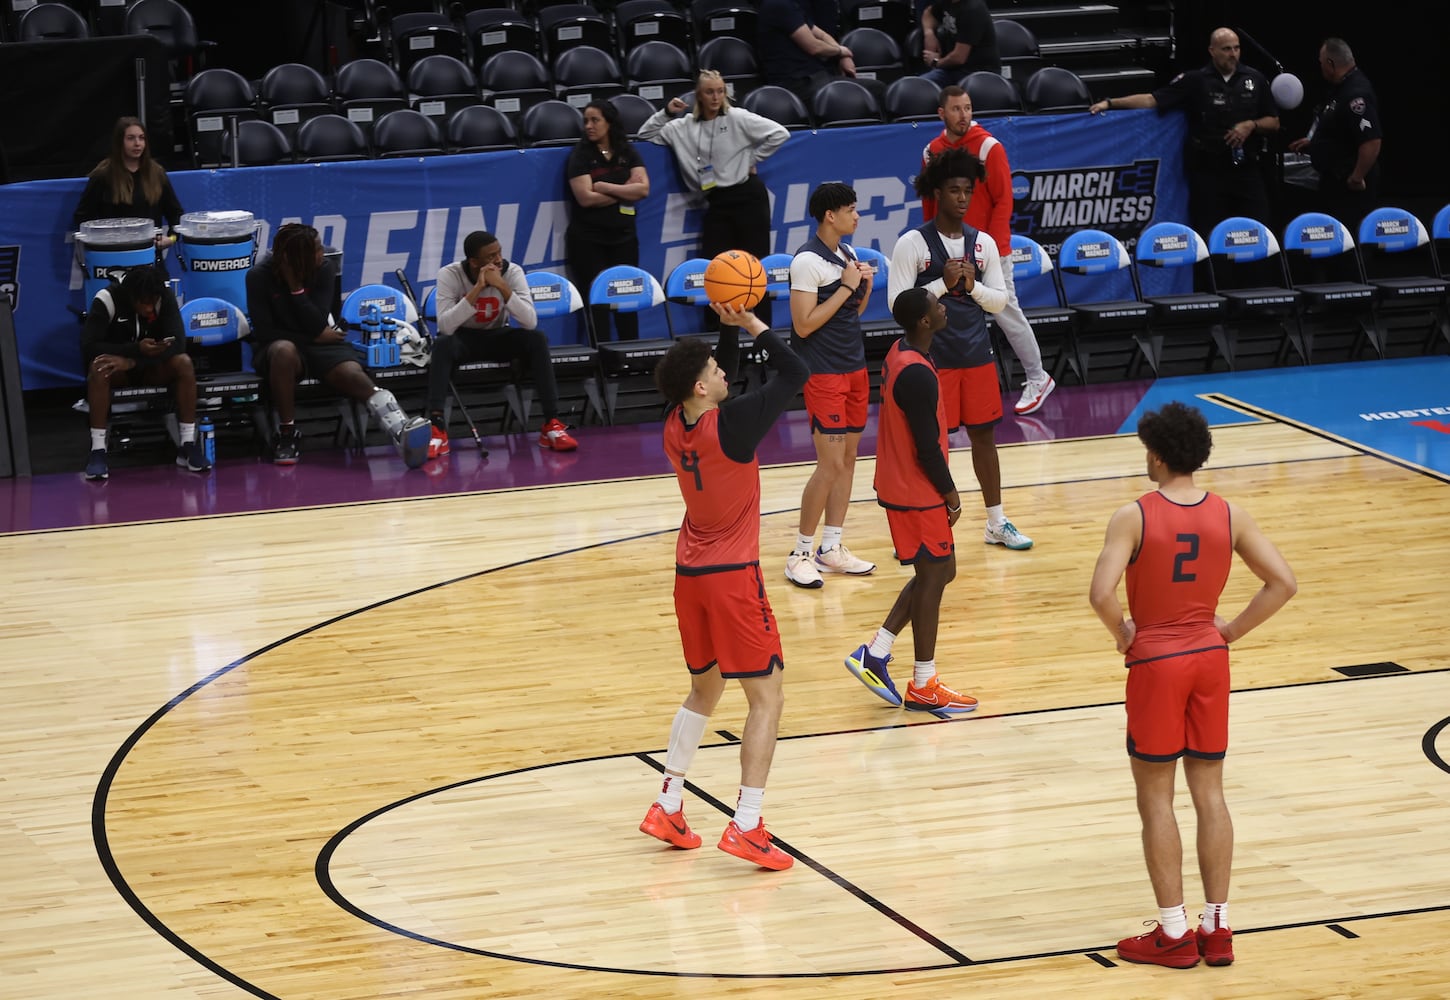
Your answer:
(845, 643), (901, 707)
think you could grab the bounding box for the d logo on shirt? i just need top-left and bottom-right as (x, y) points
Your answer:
(474, 296), (501, 324)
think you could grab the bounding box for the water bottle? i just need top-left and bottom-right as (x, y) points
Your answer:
(199, 415), (216, 464)
(1232, 145), (1245, 166)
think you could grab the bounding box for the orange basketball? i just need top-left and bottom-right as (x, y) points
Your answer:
(702, 250), (767, 309)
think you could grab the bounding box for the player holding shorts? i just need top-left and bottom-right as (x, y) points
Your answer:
(889, 147), (1034, 552)
(783, 181), (878, 589)
(844, 288), (979, 714)
(1090, 401), (1297, 968)
(640, 304), (809, 871)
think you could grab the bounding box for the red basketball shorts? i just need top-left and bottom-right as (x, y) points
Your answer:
(674, 564), (783, 679)
(939, 363), (1002, 431)
(804, 368), (869, 435)
(885, 506), (955, 565)
(1124, 646), (1230, 761)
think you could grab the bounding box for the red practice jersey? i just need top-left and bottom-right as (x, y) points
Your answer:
(1125, 490), (1233, 663)
(874, 340), (948, 510)
(664, 407), (762, 570)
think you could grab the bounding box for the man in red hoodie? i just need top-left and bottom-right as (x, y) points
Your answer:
(921, 86), (1055, 416)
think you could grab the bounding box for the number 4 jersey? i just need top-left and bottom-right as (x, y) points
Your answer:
(1124, 490), (1233, 664)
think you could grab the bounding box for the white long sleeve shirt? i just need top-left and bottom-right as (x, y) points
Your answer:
(434, 259), (537, 336)
(887, 226), (1008, 315)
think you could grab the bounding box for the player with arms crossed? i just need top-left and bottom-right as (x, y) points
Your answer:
(1089, 401), (1297, 968)
(845, 288), (979, 714)
(640, 305), (810, 871)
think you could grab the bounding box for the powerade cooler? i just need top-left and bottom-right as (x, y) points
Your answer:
(76, 217), (157, 304)
(174, 211), (260, 309)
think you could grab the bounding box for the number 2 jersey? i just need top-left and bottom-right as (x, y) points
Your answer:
(1124, 490), (1232, 665)
(664, 329), (809, 572)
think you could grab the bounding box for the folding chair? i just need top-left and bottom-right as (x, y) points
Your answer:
(587, 264), (671, 422)
(1134, 221), (1231, 375)
(1281, 212), (1381, 363)
(1206, 216), (1307, 369)
(1006, 234), (1079, 384)
(525, 270), (608, 426)
(664, 257), (763, 391)
(1357, 207), (1450, 355)
(1056, 229), (1152, 382)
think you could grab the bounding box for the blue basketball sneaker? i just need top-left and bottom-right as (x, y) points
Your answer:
(845, 643), (901, 707)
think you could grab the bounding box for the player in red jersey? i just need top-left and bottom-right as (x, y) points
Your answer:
(921, 86), (1054, 416)
(844, 287), (979, 714)
(639, 303), (809, 871)
(1090, 401), (1297, 968)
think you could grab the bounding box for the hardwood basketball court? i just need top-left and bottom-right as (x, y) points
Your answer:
(3, 361), (1448, 999)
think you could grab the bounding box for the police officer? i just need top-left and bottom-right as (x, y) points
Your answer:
(1089, 28), (1280, 238)
(1287, 37), (1382, 230)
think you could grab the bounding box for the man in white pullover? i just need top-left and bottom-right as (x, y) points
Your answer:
(429, 230), (578, 455)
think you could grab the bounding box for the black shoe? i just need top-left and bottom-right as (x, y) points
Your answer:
(273, 428), (302, 466)
(84, 448), (109, 481)
(176, 439), (212, 473)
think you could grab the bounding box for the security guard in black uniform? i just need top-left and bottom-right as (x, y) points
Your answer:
(1089, 28), (1281, 239)
(1288, 37), (1382, 230)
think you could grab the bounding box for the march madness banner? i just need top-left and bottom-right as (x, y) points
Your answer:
(0, 110), (1184, 389)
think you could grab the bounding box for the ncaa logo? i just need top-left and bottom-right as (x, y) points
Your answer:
(0, 245), (19, 313)
(1011, 172), (1030, 201)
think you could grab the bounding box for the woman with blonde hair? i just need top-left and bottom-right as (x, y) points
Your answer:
(73, 116), (184, 252)
(638, 70), (788, 327)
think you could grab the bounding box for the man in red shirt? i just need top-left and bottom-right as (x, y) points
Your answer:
(1090, 401), (1297, 969)
(639, 304), (809, 872)
(844, 287), (978, 714)
(921, 86), (1055, 416)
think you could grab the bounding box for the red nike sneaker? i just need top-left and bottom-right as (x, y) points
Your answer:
(639, 802), (701, 849)
(1116, 922), (1200, 968)
(1197, 923), (1234, 966)
(717, 819), (793, 870)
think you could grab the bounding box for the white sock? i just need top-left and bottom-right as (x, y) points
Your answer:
(656, 707), (710, 812)
(1159, 904), (1188, 938)
(987, 504), (1006, 528)
(868, 627), (896, 659)
(732, 785), (765, 831)
(914, 659), (936, 686)
(656, 772), (685, 814)
(1202, 901), (1228, 932)
(820, 525), (843, 552)
(89, 428), (107, 450)
(179, 421), (196, 444)
(794, 532), (815, 556)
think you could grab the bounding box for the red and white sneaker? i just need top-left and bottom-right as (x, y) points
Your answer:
(539, 418), (578, 451)
(1116, 922), (1200, 968)
(427, 422), (450, 459)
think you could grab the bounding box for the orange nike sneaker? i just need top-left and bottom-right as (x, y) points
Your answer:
(717, 819), (794, 870)
(904, 674), (979, 714)
(639, 802), (701, 849)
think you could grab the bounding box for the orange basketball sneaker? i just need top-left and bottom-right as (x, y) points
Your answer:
(717, 819), (793, 870)
(904, 675), (979, 714)
(639, 802), (701, 849)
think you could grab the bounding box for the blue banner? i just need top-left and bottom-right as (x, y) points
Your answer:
(0, 109), (1184, 390)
